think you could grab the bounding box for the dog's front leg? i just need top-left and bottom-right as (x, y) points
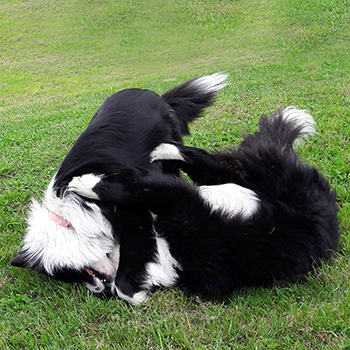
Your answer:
(112, 208), (156, 306)
(68, 175), (156, 306)
(68, 170), (201, 216)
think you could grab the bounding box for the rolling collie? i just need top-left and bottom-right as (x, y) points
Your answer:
(67, 106), (339, 305)
(11, 73), (229, 305)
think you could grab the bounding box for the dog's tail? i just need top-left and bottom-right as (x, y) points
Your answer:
(264, 106), (316, 144)
(241, 107), (317, 152)
(162, 73), (228, 135)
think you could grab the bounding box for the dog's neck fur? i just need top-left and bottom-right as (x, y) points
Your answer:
(48, 211), (75, 230)
(22, 175), (117, 275)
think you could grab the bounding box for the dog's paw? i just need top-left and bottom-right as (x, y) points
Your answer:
(150, 143), (185, 163)
(68, 174), (102, 200)
(116, 287), (149, 306)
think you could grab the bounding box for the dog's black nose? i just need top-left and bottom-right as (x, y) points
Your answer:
(95, 279), (116, 300)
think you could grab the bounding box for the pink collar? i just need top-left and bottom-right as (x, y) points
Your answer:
(48, 211), (75, 231)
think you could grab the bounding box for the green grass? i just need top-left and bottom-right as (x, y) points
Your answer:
(1, 0), (349, 348)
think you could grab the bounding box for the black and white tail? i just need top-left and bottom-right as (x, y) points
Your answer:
(242, 106), (317, 153)
(265, 106), (316, 144)
(162, 73), (228, 135)
(280, 106), (316, 141)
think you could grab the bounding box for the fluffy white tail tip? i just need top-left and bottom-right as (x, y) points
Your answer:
(191, 72), (229, 94)
(283, 106), (317, 140)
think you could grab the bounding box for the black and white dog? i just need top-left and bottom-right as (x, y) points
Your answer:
(11, 73), (228, 305)
(68, 107), (339, 304)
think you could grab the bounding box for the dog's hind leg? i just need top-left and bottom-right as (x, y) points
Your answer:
(150, 143), (243, 186)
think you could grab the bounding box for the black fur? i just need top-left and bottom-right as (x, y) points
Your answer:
(11, 73), (339, 303)
(86, 109), (339, 299)
(11, 74), (226, 300)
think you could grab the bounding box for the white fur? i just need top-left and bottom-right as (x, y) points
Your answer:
(91, 255), (117, 279)
(68, 174), (102, 200)
(114, 227), (181, 305)
(282, 107), (316, 142)
(84, 274), (117, 296)
(144, 234), (181, 289)
(191, 72), (229, 94)
(199, 183), (260, 219)
(108, 245), (120, 271)
(84, 277), (106, 294)
(150, 143), (185, 163)
(22, 174), (117, 275)
(116, 288), (149, 306)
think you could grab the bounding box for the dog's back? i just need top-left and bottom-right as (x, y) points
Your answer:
(144, 107), (339, 298)
(54, 74), (228, 190)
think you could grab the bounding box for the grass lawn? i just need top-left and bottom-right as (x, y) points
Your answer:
(1, 0), (349, 348)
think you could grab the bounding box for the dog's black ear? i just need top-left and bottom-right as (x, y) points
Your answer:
(10, 249), (32, 268)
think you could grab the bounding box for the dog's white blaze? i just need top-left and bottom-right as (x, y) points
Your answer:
(191, 72), (229, 94)
(116, 288), (149, 306)
(68, 174), (102, 200)
(144, 235), (181, 289)
(282, 107), (316, 141)
(199, 183), (260, 219)
(150, 143), (185, 163)
(23, 175), (116, 275)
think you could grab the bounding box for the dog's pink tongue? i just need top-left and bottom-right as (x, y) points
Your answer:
(85, 268), (95, 276)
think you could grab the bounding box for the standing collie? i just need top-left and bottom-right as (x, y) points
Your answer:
(68, 107), (339, 305)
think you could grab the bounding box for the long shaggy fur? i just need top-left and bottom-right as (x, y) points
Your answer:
(11, 72), (339, 305)
(11, 73), (228, 303)
(68, 107), (339, 303)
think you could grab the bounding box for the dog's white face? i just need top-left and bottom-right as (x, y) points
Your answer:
(11, 175), (119, 296)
